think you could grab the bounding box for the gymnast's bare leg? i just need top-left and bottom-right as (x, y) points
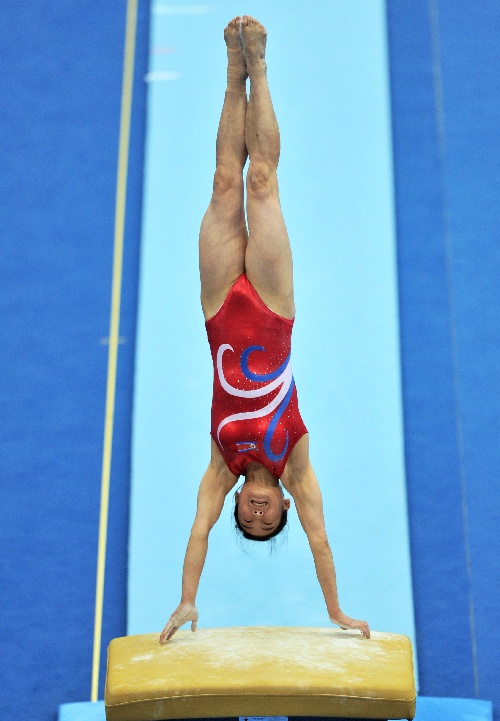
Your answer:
(199, 16), (294, 321)
(199, 17), (248, 320)
(241, 16), (295, 319)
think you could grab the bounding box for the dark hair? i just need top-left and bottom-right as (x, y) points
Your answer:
(234, 502), (288, 542)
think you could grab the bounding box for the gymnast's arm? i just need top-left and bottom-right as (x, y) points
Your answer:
(281, 443), (370, 639)
(159, 442), (238, 643)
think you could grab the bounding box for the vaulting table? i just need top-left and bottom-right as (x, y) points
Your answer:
(105, 627), (416, 721)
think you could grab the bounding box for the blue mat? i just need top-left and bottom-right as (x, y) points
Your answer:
(59, 702), (105, 721)
(59, 696), (493, 721)
(415, 697), (492, 721)
(0, 1), (148, 718)
(387, 0), (500, 712)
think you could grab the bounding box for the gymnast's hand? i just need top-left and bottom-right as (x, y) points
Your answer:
(329, 611), (370, 639)
(159, 602), (199, 644)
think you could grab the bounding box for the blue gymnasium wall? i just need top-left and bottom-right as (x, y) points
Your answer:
(0, 2), (499, 721)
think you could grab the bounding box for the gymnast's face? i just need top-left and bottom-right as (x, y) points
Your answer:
(235, 483), (291, 537)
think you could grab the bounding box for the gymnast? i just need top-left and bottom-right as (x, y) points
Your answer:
(160, 16), (370, 643)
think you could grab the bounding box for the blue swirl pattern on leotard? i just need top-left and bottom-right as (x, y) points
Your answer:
(216, 343), (295, 466)
(240, 345), (294, 462)
(241, 345), (291, 382)
(263, 378), (295, 462)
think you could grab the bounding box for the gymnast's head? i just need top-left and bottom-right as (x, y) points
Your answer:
(234, 462), (291, 542)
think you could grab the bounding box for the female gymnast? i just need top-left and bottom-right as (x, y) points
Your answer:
(159, 16), (370, 643)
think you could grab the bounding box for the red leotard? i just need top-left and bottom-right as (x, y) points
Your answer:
(206, 273), (308, 478)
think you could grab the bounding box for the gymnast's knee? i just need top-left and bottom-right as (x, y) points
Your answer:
(246, 160), (277, 199)
(212, 164), (244, 200)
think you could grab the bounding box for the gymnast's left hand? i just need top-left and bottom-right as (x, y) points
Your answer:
(329, 611), (370, 639)
(159, 602), (199, 644)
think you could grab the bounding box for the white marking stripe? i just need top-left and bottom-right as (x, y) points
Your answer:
(217, 365), (293, 442)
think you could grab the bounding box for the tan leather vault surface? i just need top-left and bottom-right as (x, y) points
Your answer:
(105, 626), (416, 720)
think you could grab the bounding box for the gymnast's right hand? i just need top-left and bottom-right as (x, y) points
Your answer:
(159, 602), (198, 644)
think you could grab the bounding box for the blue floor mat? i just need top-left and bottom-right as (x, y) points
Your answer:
(59, 697), (493, 721)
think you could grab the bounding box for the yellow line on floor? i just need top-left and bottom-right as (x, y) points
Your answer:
(91, 0), (138, 702)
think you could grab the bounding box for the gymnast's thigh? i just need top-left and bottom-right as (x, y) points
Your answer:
(244, 171), (295, 319)
(199, 176), (248, 320)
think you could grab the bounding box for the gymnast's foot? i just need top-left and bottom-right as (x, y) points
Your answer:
(224, 17), (247, 92)
(240, 16), (267, 78)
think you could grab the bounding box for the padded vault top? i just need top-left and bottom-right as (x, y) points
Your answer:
(105, 626), (416, 721)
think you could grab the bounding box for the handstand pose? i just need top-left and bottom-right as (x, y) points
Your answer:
(160, 16), (370, 643)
